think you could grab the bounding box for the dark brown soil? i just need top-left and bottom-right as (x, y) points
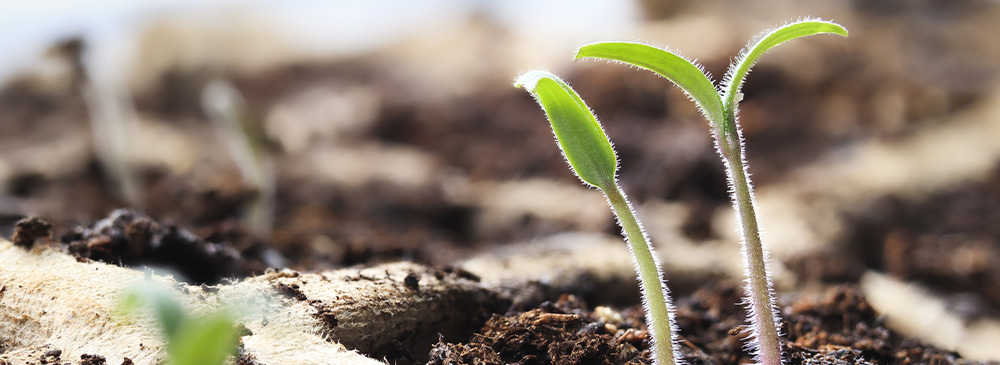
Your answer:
(782, 285), (960, 364)
(58, 209), (271, 284)
(11, 216), (53, 248)
(39, 349), (61, 364)
(429, 295), (648, 365)
(78, 354), (107, 365)
(429, 283), (964, 365)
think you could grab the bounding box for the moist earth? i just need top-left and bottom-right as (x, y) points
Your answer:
(428, 283), (963, 365)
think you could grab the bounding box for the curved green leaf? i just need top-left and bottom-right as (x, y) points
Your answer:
(721, 19), (848, 115)
(576, 42), (724, 126)
(515, 70), (618, 189)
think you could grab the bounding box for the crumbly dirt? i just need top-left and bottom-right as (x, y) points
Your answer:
(429, 283), (967, 365)
(429, 294), (648, 365)
(58, 209), (270, 284)
(782, 285), (962, 364)
(11, 217), (53, 248)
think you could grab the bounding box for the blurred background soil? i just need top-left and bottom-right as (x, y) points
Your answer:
(2, 0), (1000, 363)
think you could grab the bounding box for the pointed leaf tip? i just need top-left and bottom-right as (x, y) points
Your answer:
(515, 70), (618, 189)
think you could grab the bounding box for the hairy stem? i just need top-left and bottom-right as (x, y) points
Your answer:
(720, 125), (781, 365)
(603, 185), (677, 365)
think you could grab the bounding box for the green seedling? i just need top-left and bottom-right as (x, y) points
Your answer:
(574, 19), (847, 365)
(119, 285), (243, 365)
(515, 71), (681, 364)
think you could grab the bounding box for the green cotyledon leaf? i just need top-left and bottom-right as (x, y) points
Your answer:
(576, 42), (724, 128)
(514, 70), (618, 190)
(721, 19), (848, 119)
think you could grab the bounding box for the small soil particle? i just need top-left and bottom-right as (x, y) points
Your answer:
(318, 309), (338, 328)
(11, 216), (52, 248)
(404, 272), (420, 290)
(79, 354), (106, 365)
(309, 299), (339, 328)
(438, 266), (480, 282)
(236, 353), (264, 365)
(273, 282), (307, 301)
(39, 348), (61, 364)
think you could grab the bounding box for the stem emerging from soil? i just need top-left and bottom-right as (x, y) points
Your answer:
(718, 122), (782, 365)
(604, 185), (678, 365)
(516, 70), (681, 364)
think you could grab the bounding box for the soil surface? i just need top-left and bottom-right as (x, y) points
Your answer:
(428, 283), (962, 365)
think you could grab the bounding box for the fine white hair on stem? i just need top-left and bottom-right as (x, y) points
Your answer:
(713, 109), (783, 365)
(606, 187), (684, 365)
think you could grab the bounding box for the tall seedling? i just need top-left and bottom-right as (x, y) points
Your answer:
(574, 19), (847, 365)
(516, 71), (682, 364)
